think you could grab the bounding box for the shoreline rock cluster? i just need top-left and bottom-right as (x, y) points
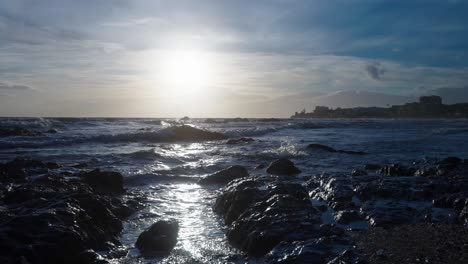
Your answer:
(211, 156), (468, 263)
(0, 158), (143, 264)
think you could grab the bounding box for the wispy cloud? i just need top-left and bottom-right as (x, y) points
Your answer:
(0, 81), (33, 91)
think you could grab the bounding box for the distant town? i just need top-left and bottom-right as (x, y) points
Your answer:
(292, 96), (468, 118)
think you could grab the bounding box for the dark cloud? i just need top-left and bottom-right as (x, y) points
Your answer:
(366, 62), (385, 80)
(0, 82), (33, 91)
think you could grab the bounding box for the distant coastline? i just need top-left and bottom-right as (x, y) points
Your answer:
(291, 95), (468, 118)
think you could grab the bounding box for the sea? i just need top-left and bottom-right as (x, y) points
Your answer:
(1, 117), (467, 263)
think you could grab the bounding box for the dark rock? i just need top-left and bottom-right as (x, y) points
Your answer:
(198, 165), (249, 185)
(255, 163), (266, 170)
(352, 169), (368, 176)
(364, 164), (382, 170)
(226, 137), (254, 144)
(214, 177), (322, 256)
(135, 220), (179, 257)
(76, 250), (109, 264)
(266, 158), (301, 175)
(414, 166), (437, 177)
(46, 129), (59, 134)
(0, 158), (59, 182)
(0, 127), (43, 137)
(438, 156), (462, 166)
(307, 144), (338, 153)
(267, 239), (331, 263)
(72, 163), (88, 169)
(381, 164), (416, 176)
(0, 174), (129, 264)
(159, 125), (226, 142)
(81, 169), (124, 195)
(366, 203), (418, 227)
(306, 143), (368, 155)
(335, 210), (364, 224)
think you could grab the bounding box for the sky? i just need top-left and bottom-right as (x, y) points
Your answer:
(1, 0), (468, 117)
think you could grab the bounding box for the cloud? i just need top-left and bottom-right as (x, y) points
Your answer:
(366, 62), (385, 80)
(0, 82), (33, 91)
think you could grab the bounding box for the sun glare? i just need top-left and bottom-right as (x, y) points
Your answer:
(160, 50), (214, 94)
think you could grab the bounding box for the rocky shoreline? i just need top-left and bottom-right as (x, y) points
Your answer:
(209, 155), (468, 263)
(0, 158), (144, 264)
(1, 149), (467, 263)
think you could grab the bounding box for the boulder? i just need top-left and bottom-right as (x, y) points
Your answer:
(81, 169), (124, 194)
(266, 158), (301, 175)
(198, 165), (249, 185)
(135, 220), (179, 257)
(214, 177), (322, 256)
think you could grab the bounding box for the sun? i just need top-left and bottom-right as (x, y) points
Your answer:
(160, 49), (214, 94)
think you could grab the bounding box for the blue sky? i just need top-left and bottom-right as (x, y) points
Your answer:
(1, 0), (468, 117)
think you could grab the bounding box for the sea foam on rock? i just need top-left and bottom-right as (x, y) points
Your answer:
(198, 165), (249, 185)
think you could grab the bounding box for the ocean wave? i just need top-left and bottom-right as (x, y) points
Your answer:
(120, 148), (162, 160)
(0, 125), (226, 150)
(431, 127), (468, 135)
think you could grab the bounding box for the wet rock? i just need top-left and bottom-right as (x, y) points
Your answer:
(366, 202), (418, 227)
(159, 125), (226, 142)
(0, 127), (43, 137)
(306, 143), (368, 155)
(381, 163), (416, 177)
(267, 239), (331, 263)
(198, 165), (249, 185)
(46, 128), (59, 134)
(364, 163), (382, 170)
(438, 156), (462, 167)
(0, 158), (59, 182)
(414, 166), (437, 177)
(266, 158), (301, 175)
(352, 169), (368, 176)
(226, 137), (254, 144)
(72, 163), (88, 169)
(335, 210), (364, 224)
(135, 220), (179, 257)
(81, 169), (124, 195)
(255, 163), (266, 170)
(76, 250), (109, 264)
(310, 177), (354, 210)
(0, 173), (129, 264)
(214, 177), (322, 256)
(307, 143), (337, 152)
